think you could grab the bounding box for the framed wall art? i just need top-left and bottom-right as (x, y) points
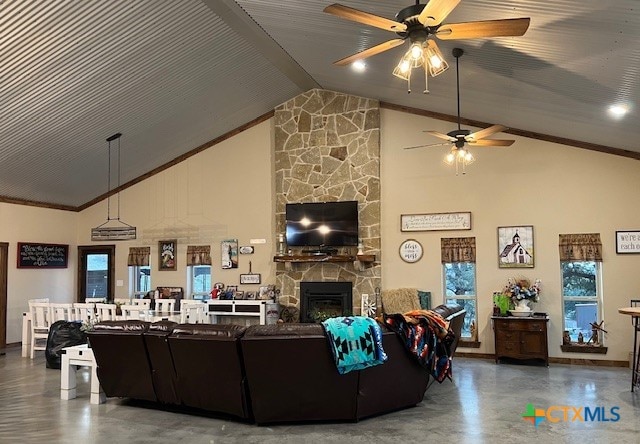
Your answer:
(17, 242), (69, 269)
(401, 212), (471, 232)
(399, 239), (423, 263)
(240, 273), (261, 284)
(497, 226), (534, 268)
(221, 239), (239, 269)
(616, 230), (640, 254)
(158, 240), (177, 271)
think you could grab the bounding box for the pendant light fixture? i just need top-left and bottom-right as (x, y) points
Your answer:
(91, 133), (137, 241)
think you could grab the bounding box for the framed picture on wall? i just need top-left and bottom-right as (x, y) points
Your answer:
(497, 226), (534, 268)
(616, 231), (640, 254)
(221, 239), (239, 269)
(158, 240), (177, 271)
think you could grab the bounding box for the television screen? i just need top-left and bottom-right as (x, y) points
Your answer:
(285, 201), (359, 247)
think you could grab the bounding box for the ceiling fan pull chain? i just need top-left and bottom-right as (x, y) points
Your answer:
(423, 61), (429, 94)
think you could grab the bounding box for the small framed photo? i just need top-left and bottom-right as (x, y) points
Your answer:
(616, 231), (640, 254)
(498, 226), (534, 268)
(158, 240), (177, 271)
(239, 246), (254, 254)
(245, 291), (256, 300)
(240, 273), (261, 284)
(234, 291), (245, 300)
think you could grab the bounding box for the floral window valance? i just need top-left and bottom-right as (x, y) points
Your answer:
(127, 247), (150, 266)
(441, 237), (476, 263)
(559, 233), (602, 262)
(186, 245), (211, 266)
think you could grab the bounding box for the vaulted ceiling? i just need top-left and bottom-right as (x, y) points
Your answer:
(1, 0), (638, 209)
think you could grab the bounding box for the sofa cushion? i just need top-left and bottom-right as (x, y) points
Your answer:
(171, 323), (246, 339)
(168, 324), (250, 418)
(143, 321), (180, 405)
(88, 320), (157, 402)
(241, 323), (359, 424)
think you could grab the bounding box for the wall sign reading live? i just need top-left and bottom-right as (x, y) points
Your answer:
(17, 242), (69, 269)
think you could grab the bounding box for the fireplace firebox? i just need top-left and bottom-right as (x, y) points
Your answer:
(300, 281), (353, 323)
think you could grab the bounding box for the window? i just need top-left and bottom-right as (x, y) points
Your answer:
(561, 261), (601, 342)
(558, 233), (603, 345)
(131, 265), (151, 298)
(190, 265), (211, 300)
(444, 262), (476, 338)
(127, 247), (151, 298)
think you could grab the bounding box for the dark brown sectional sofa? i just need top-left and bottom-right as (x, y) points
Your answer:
(87, 304), (465, 424)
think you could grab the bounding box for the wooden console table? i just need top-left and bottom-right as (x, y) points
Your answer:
(492, 315), (549, 366)
(273, 254), (375, 271)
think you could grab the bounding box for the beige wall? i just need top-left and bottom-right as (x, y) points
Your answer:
(3, 101), (640, 364)
(76, 120), (276, 300)
(0, 203), (77, 342)
(380, 107), (640, 362)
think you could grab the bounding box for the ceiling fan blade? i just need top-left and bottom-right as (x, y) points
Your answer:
(418, 0), (461, 26)
(324, 4), (407, 32)
(468, 139), (514, 147)
(423, 130), (456, 142)
(467, 124), (508, 140)
(435, 18), (530, 40)
(404, 142), (451, 150)
(334, 39), (405, 66)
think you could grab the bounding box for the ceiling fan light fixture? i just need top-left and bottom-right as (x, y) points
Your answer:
(409, 42), (424, 60)
(425, 40), (448, 76)
(444, 151), (456, 165)
(351, 60), (366, 72)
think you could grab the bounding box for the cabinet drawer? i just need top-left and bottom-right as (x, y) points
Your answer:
(496, 341), (520, 354)
(496, 330), (519, 341)
(524, 321), (545, 332)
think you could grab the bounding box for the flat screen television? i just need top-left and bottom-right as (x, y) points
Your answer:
(285, 201), (359, 248)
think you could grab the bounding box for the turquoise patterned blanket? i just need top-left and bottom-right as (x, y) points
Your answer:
(322, 316), (387, 374)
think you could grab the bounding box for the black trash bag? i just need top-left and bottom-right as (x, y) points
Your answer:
(45, 320), (87, 369)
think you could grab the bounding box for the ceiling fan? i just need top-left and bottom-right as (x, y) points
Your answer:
(404, 48), (515, 174)
(324, 0), (530, 92)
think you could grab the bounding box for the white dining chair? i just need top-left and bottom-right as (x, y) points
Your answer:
(120, 304), (145, 321)
(49, 303), (74, 322)
(28, 301), (52, 359)
(155, 298), (175, 313)
(73, 302), (97, 323)
(114, 298), (130, 306)
(96, 303), (118, 321)
(131, 299), (151, 309)
(180, 300), (206, 323)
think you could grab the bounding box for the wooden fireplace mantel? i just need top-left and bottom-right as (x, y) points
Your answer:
(273, 254), (375, 271)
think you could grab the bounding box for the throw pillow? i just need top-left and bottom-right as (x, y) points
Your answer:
(418, 290), (432, 310)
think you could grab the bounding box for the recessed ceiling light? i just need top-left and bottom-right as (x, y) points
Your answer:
(351, 60), (366, 72)
(608, 104), (629, 118)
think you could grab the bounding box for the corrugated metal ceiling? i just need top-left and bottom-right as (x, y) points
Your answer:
(1, 0), (639, 208)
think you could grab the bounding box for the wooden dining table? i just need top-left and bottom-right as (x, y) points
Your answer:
(618, 306), (640, 392)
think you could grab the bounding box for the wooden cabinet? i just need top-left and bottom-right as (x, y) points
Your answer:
(492, 316), (549, 366)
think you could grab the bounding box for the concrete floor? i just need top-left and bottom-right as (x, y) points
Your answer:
(1, 349), (639, 444)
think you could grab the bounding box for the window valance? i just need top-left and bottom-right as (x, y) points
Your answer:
(441, 237), (476, 263)
(559, 233), (602, 262)
(186, 245), (211, 266)
(127, 247), (150, 266)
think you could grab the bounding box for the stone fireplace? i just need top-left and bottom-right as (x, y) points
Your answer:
(273, 89), (381, 320)
(300, 281), (353, 323)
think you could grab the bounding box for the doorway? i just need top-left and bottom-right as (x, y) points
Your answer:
(0, 242), (7, 350)
(77, 245), (115, 302)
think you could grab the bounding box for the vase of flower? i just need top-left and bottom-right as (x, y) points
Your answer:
(513, 299), (531, 312)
